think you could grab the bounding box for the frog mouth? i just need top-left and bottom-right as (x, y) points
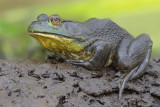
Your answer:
(29, 32), (72, 39)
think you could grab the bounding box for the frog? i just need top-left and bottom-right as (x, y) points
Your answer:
(28, 14), (153, 99)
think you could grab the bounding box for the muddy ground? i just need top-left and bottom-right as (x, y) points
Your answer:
(0, 57), (160, 107)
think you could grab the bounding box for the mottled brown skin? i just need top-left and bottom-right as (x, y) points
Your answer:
(28, 14), (153, 99)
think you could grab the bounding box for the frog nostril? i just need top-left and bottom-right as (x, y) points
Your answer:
(28, 26), (33, 33)
(28, 21), (37, 33)
(28, 21), (45, 33)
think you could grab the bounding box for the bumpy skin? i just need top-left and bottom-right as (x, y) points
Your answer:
(28, 14), (153, 99)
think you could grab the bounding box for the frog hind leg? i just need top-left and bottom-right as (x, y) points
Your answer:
(115, 34), (153, 100)
(67, 41), (112, 70)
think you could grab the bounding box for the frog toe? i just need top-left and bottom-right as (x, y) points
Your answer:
(66, 60), (84, 63)
(68, 61), (91, 68)
(119, 67), (138, 100)
(67, 60), (98, 70)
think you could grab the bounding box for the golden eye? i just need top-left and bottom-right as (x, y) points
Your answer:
(50, 15), (61, 26)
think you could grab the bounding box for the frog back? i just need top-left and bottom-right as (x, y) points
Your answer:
(82, 18), (133, 47)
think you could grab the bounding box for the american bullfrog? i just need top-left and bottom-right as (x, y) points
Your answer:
(28, 14), (153, 99)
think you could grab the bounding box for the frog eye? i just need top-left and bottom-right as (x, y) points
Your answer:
(49, 15), (61, 26)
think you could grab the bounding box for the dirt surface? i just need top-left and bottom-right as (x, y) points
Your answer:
(0, 57), (160, 107)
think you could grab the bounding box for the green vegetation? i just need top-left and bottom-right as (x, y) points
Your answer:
(0, 0), (159, 60)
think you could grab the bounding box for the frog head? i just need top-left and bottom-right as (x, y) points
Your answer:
(28, 14), (88, 52)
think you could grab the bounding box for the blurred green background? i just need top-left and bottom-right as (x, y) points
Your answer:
(0, 0), (160, 60)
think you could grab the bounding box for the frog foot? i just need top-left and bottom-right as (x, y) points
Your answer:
(118, 66), (139, 100)
(66, 60), (93, 69)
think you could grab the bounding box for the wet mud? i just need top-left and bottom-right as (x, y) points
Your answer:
(0, 57), (160, 107)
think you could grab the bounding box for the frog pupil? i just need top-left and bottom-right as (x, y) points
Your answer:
(54, 17), (59, 21)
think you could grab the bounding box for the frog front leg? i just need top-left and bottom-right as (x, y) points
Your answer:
(114, 34), (153, 99)
(67, 41), (111, 70)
